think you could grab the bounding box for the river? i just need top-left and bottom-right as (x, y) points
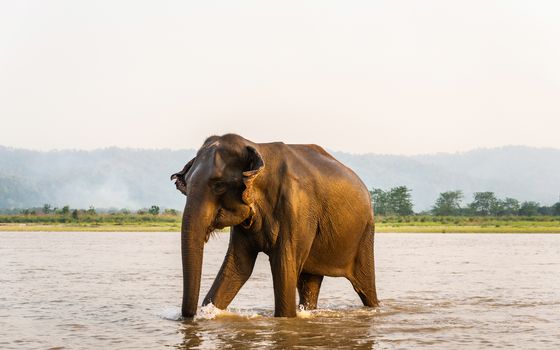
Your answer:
(1, 232), (558, 349)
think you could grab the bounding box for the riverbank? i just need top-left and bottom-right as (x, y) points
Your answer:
(1, 222), (559, 233)
(2, 213), (559, 233)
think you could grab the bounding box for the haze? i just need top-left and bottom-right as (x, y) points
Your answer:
(1, 1), (559, 155)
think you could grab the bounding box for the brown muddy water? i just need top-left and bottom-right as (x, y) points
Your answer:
(1, 232), (559, 349)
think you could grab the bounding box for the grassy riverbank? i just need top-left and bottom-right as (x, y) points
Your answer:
(1, 214), (559, 233)
(377, 224), (560, 233)
(0, 212), (181, 232)
(377, 215), (560, 233)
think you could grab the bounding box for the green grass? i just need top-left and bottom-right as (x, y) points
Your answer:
(0, 213), (182, 232)
(376, 215), (560, 233)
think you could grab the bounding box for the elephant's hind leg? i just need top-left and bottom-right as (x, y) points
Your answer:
(297, 273), (324, 310)
(348, 231), (379, 307)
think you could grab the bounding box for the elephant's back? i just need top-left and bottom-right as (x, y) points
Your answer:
(285, 143), (373, 216)
(258, 142), (371, 214)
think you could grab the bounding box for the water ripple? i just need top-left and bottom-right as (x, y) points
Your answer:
(0, 231), (559, 349)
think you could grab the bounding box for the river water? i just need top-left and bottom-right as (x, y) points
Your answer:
(0, 232), (558, 349)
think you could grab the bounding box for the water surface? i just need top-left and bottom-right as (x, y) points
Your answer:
(1, 232), (559, 349)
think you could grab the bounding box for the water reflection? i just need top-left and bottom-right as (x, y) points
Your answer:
(177, 312), (380, 350)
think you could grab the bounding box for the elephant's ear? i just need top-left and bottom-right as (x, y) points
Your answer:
(170, 157), (195, 195)
(241, 146), (265, 205)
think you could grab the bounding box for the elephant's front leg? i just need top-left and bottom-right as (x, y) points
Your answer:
(202, 231), (257, 310)
(270, 250), (301, 317)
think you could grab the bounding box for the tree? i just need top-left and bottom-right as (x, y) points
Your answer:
(148, 205), (160, 215)
(552, 202), (560, 216)
(469, 192), (499, 216)
(71, 209), (79, 220)
(538, 205), (552, 216)
(497, 197), (520, 216)
(370, 186), (414, 216)
(518, 201), (540, 216)
(61, 205), (70, 215)
(370, 188), (389, 216)
(432, 190), (463, 216)
(388, 186), (414, 216)
(42, 204), (52, 214)
(87, 206), (96, 215)
(164, 208), (178, 216)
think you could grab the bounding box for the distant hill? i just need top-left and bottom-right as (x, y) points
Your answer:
(0, 147), (195, 210)
(1, 145), (559, 211)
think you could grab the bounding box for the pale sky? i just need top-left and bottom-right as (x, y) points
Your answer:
(1, 1), (559, 154)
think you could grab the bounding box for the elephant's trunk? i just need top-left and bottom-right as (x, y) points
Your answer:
(180, 208), (207, 318)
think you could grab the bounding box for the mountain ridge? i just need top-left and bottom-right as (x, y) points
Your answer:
(1, 145), (558, 210)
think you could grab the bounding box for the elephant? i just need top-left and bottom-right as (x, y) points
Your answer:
(171, 134), (378, 318)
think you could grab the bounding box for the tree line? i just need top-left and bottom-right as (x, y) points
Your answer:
(0, 204), (182, 225)
(0, 204), (179, 217)
(370, 186), (560, 216)
(2, 188), (560, 218)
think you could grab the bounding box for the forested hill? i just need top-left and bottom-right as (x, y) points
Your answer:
(0, 147), (195, 210)
(1, 145), (559, 211)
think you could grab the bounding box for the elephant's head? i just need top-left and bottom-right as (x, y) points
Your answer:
(170, 134), (264, 317)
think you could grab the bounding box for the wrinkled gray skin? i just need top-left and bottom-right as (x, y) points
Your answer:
(171, 134), (378, 318)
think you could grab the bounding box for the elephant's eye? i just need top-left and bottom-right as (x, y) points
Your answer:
(212, 181), (228, 195)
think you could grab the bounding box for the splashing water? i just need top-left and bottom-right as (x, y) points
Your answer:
(158, 307), (182, 321)
(297, 304), (313, 319)
(158, 304), (264, 321)
(195, 303), (237, 320)
(159, 304), (323, 321)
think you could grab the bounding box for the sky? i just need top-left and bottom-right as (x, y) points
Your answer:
(1, 1), (559, 155)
